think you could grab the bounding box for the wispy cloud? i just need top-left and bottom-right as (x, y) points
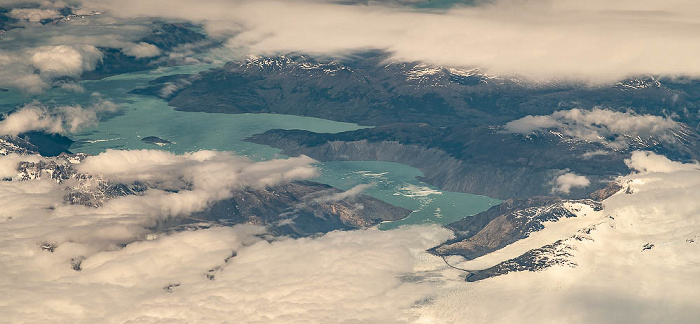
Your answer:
(503, 108), (683, 149)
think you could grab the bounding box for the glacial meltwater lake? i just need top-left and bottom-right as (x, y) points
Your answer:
(0, 62), (500, 228)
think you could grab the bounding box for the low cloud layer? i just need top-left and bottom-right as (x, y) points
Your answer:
(121, 41), (161, 58)
(0, 221), (451, 323)
(0, 150), (452, 323)
(28, 45), (103, 77)
(2, 149), (699, 323)
(0, 149), (319, 248)
(0, 4), (173, 93)
(82, 0), (700, 83)
(0, 99), (119, 136)
(503, 108), (683, 149)
(552, 172), (590, 194)
(75, 149), (319, 218)
(625, 150), (699, 173)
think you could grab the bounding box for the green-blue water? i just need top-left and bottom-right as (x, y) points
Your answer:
(316, 161), (500, 229)
(0, 62), (500, 228)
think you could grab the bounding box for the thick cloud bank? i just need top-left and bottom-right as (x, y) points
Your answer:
(0, 147), (451, 322)
(5, 0), (700, 89)
(1, 148), (699, 323)
(503, 108), (683, 149)
(83, 0), (700, 82)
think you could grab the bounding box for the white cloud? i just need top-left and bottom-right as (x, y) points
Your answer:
(74, 149), (319, 218)
(84, 0), (700, 83)
(7, 8), (62, 22)
(28, 45), (103, 77)
(0, 99), (120, 136)
(502, 115), (560, 134)
(0, 138), (449, 322)
(503, 108), (683, 149)
(0, 44), (104, 93)
(0, 148), (699, 322)
(581, 150), (611, 159)
(9, 0), (699, 89)
(625, 150), (699, 174)
(121, 42), (161, 58)
(552, 172), (591, 194)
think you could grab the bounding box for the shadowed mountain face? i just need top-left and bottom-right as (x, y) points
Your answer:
(246, 126), (633, 199)
(175, 180), (411, 237)
(81, 23), (214, 80)
(0, 9), (14, 32)
(133, 53), (700, 199)
(136, 52), (700, 128)
(0, 132), (73, 157)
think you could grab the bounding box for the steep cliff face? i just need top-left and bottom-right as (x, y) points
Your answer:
(251, 137), (562, 199)
(247, 111), (700, 199)
(247, 128), (633, 199)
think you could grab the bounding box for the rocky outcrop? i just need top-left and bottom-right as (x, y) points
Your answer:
(141, 136), (173, 146)
(429, 197), (602, 260)
(157, 180), (411, 237)
(461, 217), (615, 281)
(428, 184), (624, 282)
(464, 239), (577, 282)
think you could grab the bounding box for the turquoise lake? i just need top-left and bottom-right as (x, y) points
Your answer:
(0, 62), (500, 228)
